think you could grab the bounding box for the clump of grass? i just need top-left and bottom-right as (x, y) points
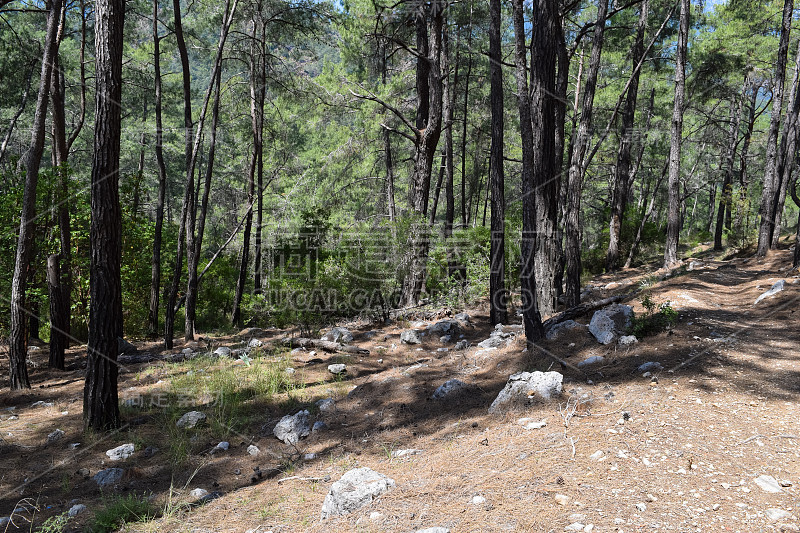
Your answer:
(87, 493), (157, 533)
(35, 512), (70, 533)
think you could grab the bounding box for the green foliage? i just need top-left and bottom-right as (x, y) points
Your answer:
(87, 493), (157, 533)
(35, 512), (70, 533)
(630, 293), (677, 338)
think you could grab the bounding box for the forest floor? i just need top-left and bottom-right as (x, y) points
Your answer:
(1, 245), (800, 533)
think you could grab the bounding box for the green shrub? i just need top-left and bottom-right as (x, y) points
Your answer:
(630, 294), (677, 338)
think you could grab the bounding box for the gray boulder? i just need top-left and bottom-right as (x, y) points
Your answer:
(176, 411), (206, 429)
(454, 340), (469, 350)
(320, 467), (395, 519)
(545, 320), (585, 340)
(67, 504), (87, 517)
(426, 320), (460, 337)
(588, 304), (633, 344)
(321, 327), (354, 344)
(400, 330), (424, 344)
(327, 363), (347, 375)
(46, 429), (65, 444)
(213, 346), (232, 357)
(755, 280), (785, 304)
(454, 312), (471, 323)
(488, 371), (563, 413)
(117, 337), (137, 355)
(247, 338), (264, 348)
(93, 468), (125, 487)
(273, 410), (311, 444)
(106, 443), (135, 461)
(477, 324), (518, 349)
(618, 335), (638, 345)
(315, 398), (335, 413)
(432, 379), (467, 400)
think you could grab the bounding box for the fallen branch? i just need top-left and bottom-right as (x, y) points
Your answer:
(543, 291), (638, 330)
(277, 475), (331, 484)
(283, 337), (370, 356)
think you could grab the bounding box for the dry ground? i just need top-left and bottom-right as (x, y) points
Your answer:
(1, 247), (799, 533)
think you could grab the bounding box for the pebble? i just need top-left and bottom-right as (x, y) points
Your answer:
(565, 524), (585, 532)
(369, 511), (383, 521)
(189, 488), (209, 499)
(47, 429), (65, 444)
(754, 474), (783, 493)
(471, 495), (486, 504)
(766, 509), (792, 521)
(247, 444), (260, 456)
(555, 494), (570, 506)
(589, 450), (605, 461)
(67, 504), (87, 517)
(327, 364), (347, 375)
(518, 418), (547, 430)
(635, 502), (647, 512)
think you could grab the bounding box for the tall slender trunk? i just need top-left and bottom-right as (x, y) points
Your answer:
(565, 0), (609, 305)
(757, 0), (793, 255)
(771, 38), (800, 247)
(231, 151), (256, 327)
(0, 63), (34, 167)
(714, 98), (741, 250)
(84, 0), (124, 429)
(663, 0), (690, 268)
(626, 160), (668, 268)
(511, 0), (545, 354)
(734, 80), (758, 242)
(791, 174), (800, 266)
(606, 0), (648, 271)
(164, 0), (193, 349)
(148, 0), (167, 337)
(488, 0), (506, 325)
(253, 19), (266, 295)
(184, 0), (238, 338)
(9, 0), (63, 389)
(552, 15), (568, 300)
(459, 2), (473, 229)
(400, 0), (444, 307)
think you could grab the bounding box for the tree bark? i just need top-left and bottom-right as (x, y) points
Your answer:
(714, 97), (741, 250)
(253, 17), (266, 295)
(84, 0), (125, 430)
(9, 0), (63, 390)
(663, 0), (690, 268)
(756, 0), (793, 256)
(734, 79), (759, 242)
(399, 0), (444, 307)
(488, 0), (506, 325)
(148, 0), (167, 337)
(47, 254), (67, 369)
(565, 0), (609, 305)
(511, 0), (545, 354)
(606, 0), (648, 271)
(771, 38), (800, 247)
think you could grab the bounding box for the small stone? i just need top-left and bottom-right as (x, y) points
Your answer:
(273, 410), (311, 444)
(93, 468), (124, 487)
(321, 327), (354, 344)
(212, 442), (229, 453)
(312, 421), (327, 432)
(285, 367), (296, 375)
(67, 504), (87, 517)
(565, 523), (585, 532)
(31, 400), (54, 408)
(589, 450), (605, 461)
(618, 335), (638, 345)
(712, 503), (721, 511)
(327, 363), (347, 375)
(779, 479), (793, 487)
(471, 495), (486, 504)
(518, 417), (547, 430)
(106, 443), (135, 461)
(766, 509), (792, 521)
(754, 474), (783, 493)
(391, 448), (422, 458)
(176, 411), (206, 429)
(315, 398), (335, 413)
(143, 446), (159, 458)
(432, 379), (467, 400)
(555, 493), (570, 506)
(637, 361), (662, 373)
(189, 488), (209, 499)
(248, 338), (263, 348)
(635, 502), (647, 512)
(247, 445), (260, 456)
(577, 355), (604, 368)
(182, 348), (194, 355)
(755, 280), (786, 304)
(213, 346), (232, 357)
(400, 330), (423, 344)
(454, 340), (469, 350)
(369, 511), (383, 521)
(303, 453), (317, 461)
(47, 429), (65, 444)
(646, 493), (658, 502)
(69, 443), (81, 450)
(320, 467), (395, 519)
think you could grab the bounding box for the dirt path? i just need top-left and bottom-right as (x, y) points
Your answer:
(1, 249), (798, 532)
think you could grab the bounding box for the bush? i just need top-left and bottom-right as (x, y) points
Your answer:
(87, 493), (157, 533)
(630, 294), (677, 338)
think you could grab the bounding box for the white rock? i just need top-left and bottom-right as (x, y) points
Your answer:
(391, 448), (422, 458)
(432, 379), (467, 400)
(106, 443), (135, 461)
(588, 304), (633, 344)
(618, 335), (638, 345)
(488, 371), (563, 413)
(248, 338), (263, 348)
(754, 474), (783, 493)
(369, 511), (384, 521)
(273, 410), (311, 444)
(327, 363), (347, 375)
(578, 355), (604, 368)
(213, 346), (231, 357)
(321, 327), (353, 344)
(176, 411), (206, 429)
(471, 495), (486, 504)
(400, 330), (423, 344)
(518, 418), (547, 429)
(189, 488), (209, 499)
(320, 467), (395, 519)
(755, 280), (785, 304)
(635, 502), (647, 512)
(315, 398), (335, 413)
(589, 450), (605, 461)
(565, 524), (585, 532)
(637, 361), (662, 373)
(47, 429), (65, 444)
(247, 444), (260, 456)
(766, 508), (792, 521)
(555, 494), (570, 505)
(93, 468), (124, 487)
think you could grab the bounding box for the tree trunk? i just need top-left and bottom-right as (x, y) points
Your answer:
(9, 0), (63, 390)
(663, 0), (690, 268)
(253, 20), (266, 295)
(606, 0), (648, 271)
(714, 98), (741, 250)
(84, 0), (125, 430)
(399, 0), (444, 307)
(757, 0), (793, 256)
(164, 0), (193, 349)
(511, 0), (545, 356)
(0, 62), (34, 167)
(47, 255), (67, 369)
(148, 0), (167, 337)
(771, 38), (800, 248)
(734, 80), (758, 242)
(488, 0), (506, 325)
(459, 2), (473, 229)
(530, 0), (565, 316)
(565, 0), (609, 305)
(552, 14), (568, 301)
(791, 174), (800, 266)
(625, 160), (668, 268)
